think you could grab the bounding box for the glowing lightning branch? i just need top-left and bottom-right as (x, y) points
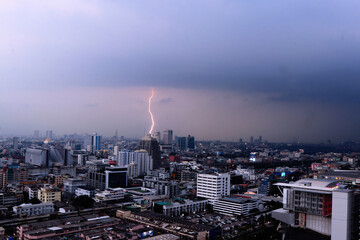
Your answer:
(148, 89), (155, 134)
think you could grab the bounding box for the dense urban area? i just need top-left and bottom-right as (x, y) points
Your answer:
(0, 131), (359, 240)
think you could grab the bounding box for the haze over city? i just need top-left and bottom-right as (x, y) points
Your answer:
(1, 0), (360, 143)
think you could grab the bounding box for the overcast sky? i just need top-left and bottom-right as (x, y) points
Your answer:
(1, 0), (360, 143)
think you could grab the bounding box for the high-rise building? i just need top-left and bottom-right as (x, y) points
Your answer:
(197, 173), (230, 203)
(84, 133), (102, 154)
(177, 137), (187, 150)
(153, 132), (161, 143)
(258, 136), (262, 143)
(34, 130), (40, 138)
(176, 135), (195, 150)
(117, 150), (153, 177)
(187, 135), (195, 149)
(137, 134), (161, 169)
(45, 130), (53, 139)
(250, 136), (254, 144)
(13, 137), (19, 150)
(113, 146), (119, 156)
(163, 130), (173, 145)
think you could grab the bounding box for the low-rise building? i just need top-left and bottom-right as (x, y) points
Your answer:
(153, 198), (208, 217)
(75, 186), (96, 198)
(64, 178), (86, 195)
(13, 202), (54, 216)
(94, 188), (124, 202)
(38, 185), (62, 203)
(213, 196), (262, 216)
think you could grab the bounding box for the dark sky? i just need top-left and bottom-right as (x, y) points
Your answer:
(1, 0), (360, 142)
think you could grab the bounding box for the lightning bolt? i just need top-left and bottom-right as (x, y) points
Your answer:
(148, 89), (155, 134)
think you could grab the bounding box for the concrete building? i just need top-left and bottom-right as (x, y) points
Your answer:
(75, 186), (96, 198)
(197, 173), (230, 202)
(143, 177), (179, 198)
(213, 196), (262, 216)
(38, 186), (62, 203)
(153, 198), (208, 217)
(94, 188), (125, 202)
(105, 166), (128, 189)
(137, 134), (161, 169)
(13, 137), (19, 150)
(63, 178), (86, 195)
(272, 179), (360, 240)
(118, 150), (153, 177)
(163, 130), (173, 145)
(13, 202), (54, 216)
(25, 147), (71, 167)
(153, 131), (161, 143)
(84, 133), (102, 154)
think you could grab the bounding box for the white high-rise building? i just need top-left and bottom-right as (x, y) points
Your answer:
(197, 173), (230, 203)
(117, 150), (153, 177)
(113, 146), (119, 156)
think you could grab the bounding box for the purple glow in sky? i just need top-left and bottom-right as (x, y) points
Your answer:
(1, 0), (360, 142)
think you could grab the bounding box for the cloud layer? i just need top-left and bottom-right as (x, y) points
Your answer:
(1, 0), (360, 142)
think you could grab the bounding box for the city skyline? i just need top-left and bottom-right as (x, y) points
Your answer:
(1, 0), (360, 143)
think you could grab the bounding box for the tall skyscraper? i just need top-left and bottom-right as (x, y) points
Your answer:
(163, 130), (173, 145)
(34, 130), (40, 138)
(114, 129), (118, 140)
(84, 133), (102, 154)
(259, 136), (262, 143)
(250, 136), (254, 144)
(177, 137), (187, 150)
(153, 131), (161, 143)
(187, 135), (195, 149)
(46, 130), (53, 139)
(13, 137), (19, 150)
(137, 134), (161, 169)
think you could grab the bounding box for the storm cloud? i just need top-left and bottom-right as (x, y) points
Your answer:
(1, 0), (360, 142)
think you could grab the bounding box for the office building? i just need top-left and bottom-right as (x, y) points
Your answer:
(153, 131), (161, 143)
(197, 173), (230, 202)
(143, 178), (179, 198)
(213, 196), (262, 216)
(118, 150), (153, 177)
(46, 130), (53, 139)
(105, 166), (128, 189)
(63, 178), (86, 195)
(84, 133), (102, 154)
(163, 130), (173, 145)
(137, 134), (161, 169)
(87, 161), (108, 190)
(34, 130), (40, 138)
(272, 179), (360, 240)
(13, 137), (19, 150)
(187, 135), (195, 149)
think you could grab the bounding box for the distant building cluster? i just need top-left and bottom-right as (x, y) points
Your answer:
(0, 131), (359, 240)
